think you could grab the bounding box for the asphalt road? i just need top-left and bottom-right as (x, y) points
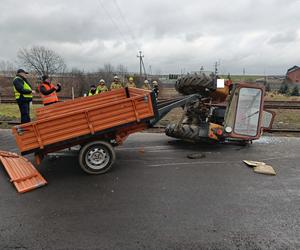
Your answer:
(0, 129), (299, 249)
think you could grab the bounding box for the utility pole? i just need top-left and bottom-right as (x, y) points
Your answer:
(214, 61), (220, 75)
(137, 51), (144, 84)
(200, 66), (204, 74)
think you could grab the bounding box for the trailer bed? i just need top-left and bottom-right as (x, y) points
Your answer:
(12, 88), (156, 155)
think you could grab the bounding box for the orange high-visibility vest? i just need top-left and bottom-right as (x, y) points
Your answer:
(38, 83), (58, 105)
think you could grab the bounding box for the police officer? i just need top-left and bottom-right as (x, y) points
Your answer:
(87, 85), (97, 96)
(38, 75), (61, 106)
(126, 77), (136, 88)
(12, 69), (35, 123)
(96, 79), (109, 93)
(110, 76), (123, 90)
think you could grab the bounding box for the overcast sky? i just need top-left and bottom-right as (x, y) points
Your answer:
(1, 0), (300, 74)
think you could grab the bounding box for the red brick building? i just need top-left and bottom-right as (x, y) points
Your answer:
(286, 65), (300, 83)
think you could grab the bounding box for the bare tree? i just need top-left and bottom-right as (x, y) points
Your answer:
(17, 46), (66, 76)
(99, 63), (115, 84)
(69, 68), (88, 96)
(0, 60), (15, 76)
(116, 64), (128, 83)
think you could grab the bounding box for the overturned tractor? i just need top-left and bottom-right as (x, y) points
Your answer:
(165, 73), (275, 143)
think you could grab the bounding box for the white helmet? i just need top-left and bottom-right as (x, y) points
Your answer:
(144, 80), (149, 84)
(99, 79), (105, 83)
(114, 75), (119, 80)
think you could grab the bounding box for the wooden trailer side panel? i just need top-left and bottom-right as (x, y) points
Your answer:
(36, 88), (127, 120)
(12, 90), (154, 154)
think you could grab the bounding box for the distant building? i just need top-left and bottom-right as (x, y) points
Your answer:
(286, 65), (300, 83)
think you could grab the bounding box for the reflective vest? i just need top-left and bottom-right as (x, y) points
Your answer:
(126, 82), (136, 88)
(38, 83), (58, 104)
(88, 90), (96, 96)
(13, 76), (33, 100)
(96, 85), (109, 93)
(142, 84), (150, 90)
(110, 82), (123, 90)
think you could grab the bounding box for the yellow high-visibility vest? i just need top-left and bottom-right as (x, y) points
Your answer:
(13, 76), (32, 100)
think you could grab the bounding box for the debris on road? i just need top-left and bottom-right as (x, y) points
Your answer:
(187, 153), (206, 159)
(138, 148), (145, 154)
(243, 160), (276, 176)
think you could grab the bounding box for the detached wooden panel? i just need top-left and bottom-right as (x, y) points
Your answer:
(12, 88), (154, 154)
(0, 151), (47, 193)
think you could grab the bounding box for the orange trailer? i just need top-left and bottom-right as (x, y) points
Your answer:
(12, 87), (196, 175)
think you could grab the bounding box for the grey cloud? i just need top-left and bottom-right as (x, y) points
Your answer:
(268, 31), (298, 44)
(0, 0), (300, 74)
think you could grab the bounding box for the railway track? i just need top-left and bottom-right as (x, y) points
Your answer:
(0, 96), (71, 104)
(264, 100), (300, 109)
(1, 96), (300, 109)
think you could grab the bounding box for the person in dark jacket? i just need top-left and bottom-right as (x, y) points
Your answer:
(87, 85), (97, 96)
(12, 69), (35, 123)
(38, 75), (61, 106)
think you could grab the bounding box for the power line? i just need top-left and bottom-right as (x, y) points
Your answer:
(97, 0), (130, 45)
(112, 0), (140, 49)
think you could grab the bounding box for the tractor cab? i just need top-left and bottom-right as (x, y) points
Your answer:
(223, 83), (275, 141)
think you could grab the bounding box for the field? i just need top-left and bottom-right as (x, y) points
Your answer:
(0, 104), (42, 128)
(219, 75), (264, 82)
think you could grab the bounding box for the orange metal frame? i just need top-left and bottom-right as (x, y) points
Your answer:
(12, 88), (156, 158)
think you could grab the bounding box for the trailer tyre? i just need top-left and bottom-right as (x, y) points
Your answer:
(79, 141), (116, 174)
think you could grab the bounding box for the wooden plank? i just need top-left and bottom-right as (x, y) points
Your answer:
(0, 152), (47, 193)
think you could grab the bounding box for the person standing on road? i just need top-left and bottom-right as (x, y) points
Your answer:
(12, 69), (35, 124)
(152, 80), (159, 99)
(38, 75), (61, 106)
(141, 80), (151, 90)
(126, 77), (136, 88)
(96, 79), (109, 94)
(110, 76), (123, 90)
(87, 85), (97, 96)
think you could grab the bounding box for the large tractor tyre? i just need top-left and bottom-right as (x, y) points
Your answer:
(178, 124), (200, 140)
(165, 124), (200, 141)
(79, 141), (116, 175)
(175, 73), (216, 96)
(165, 123), (178, 137)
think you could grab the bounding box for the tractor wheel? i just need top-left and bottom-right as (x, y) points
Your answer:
(165, 123), (178, 137)
(175, 73), (216, 95)
(178, 124), (200, 140)
(79, 141), (116, 174)
(166, 124), (200, 140)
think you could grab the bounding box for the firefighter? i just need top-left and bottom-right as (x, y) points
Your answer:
(96, 79), (109, 93)
(87, 85), (97, 96)
(12, 69), (35, 123)
(126, 77), (136, 88)
(38, 75), (61, 106)
(152, 80), (159, 99)
(142, 80), (151, 90)
(110, 76), (123, 90)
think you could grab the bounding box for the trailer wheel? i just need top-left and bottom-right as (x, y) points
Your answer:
(79, 141), (116, 174)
